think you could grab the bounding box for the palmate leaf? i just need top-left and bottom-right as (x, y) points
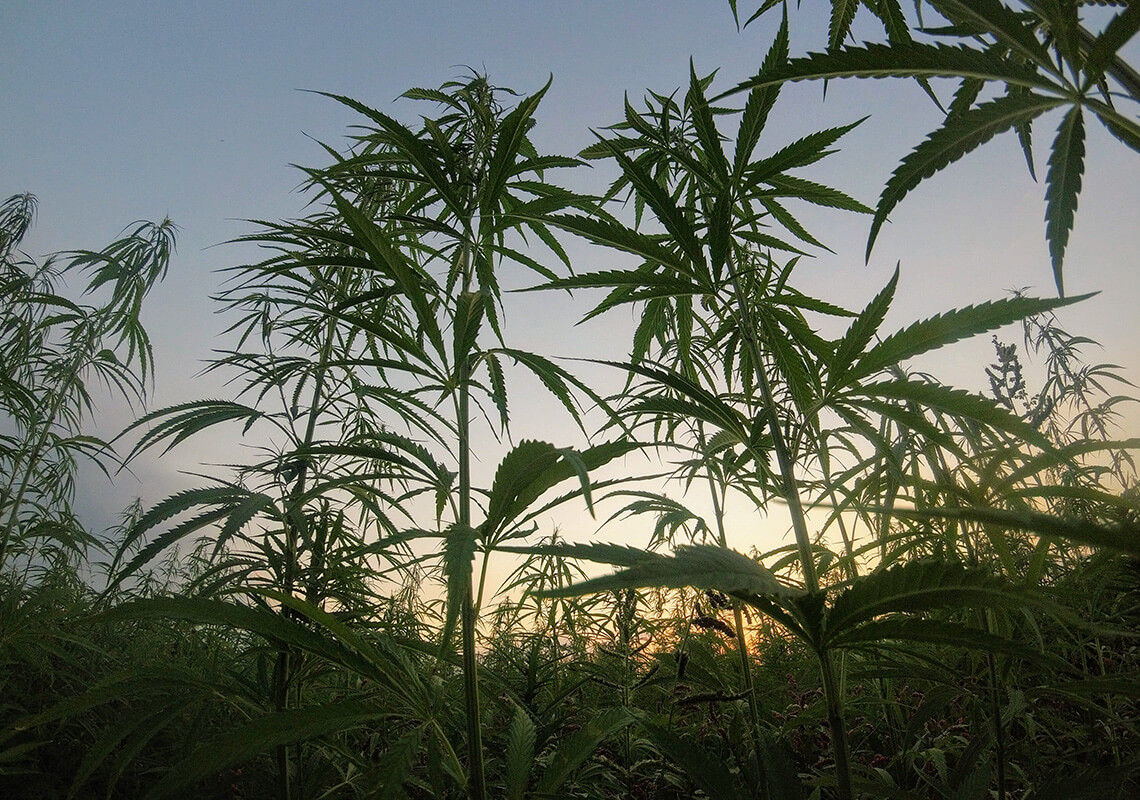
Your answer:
(884, 505), (1140, 557)
(824, 559), (1071, 645)
(374, 728), (426, 800)
(533, 707), (635, 796)
(733, 16), (784, 177)
(836, 292), (1088, 388)
(990, 437), (1140, 496)
(927, 0), (1057, 72)
(262, 589), (437, 703)
(717, 41), (1051, 100)
(480, 77), (551, 222)
(483, 441), (560, 538)
(101, 597), (373, 677)
(521, 264), (708, 307)
(604, 358), (750, 440)
(830, 617), (1074, 674)
(529, 213), (705, 286)
(490, 347), (621, 435)
(110, 592), (433, 707)
(589, 137), (707, 269)
(867, 91), (1065, 257)
(103, 485), (274, 597)
(636, 717), (742, 800)
(212, 490), (279, 560)
(622, 395), (750, 444)
(686, 61), (731, 183)
(832, 389), (958, 454)
(760, 173), (872, 212)
(117, 400), (271, 461)
(145, 702), (391, 799)
(1044, 105), (1085, 295)
(600, 490), (712, 544)
(481, 439), (638, 541)
(744, 117), (868, 189)
(316, 178), (446, 356)
(314, 92), (468, 220)
(1011, 482), (1140, 515)
(844, 379), (1053, 448)
(535, 543), (799, 600)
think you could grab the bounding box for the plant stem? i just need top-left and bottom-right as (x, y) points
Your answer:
(456, 296), (486, 800)
(726, 253), (855, 797)
(699, 424), (761, 733)
(724, 255), (816, 591)
(819, 649), (855, 800)
(273, 316), (336, 800)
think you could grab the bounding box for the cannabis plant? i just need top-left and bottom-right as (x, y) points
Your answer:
(0, 192), (174, 578)
(729, 0), (1140, 294)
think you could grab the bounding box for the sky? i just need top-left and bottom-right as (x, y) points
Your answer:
(4, 2), (1139, 574)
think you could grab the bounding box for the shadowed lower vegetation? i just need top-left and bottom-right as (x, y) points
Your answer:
(3, 3), (1139, 798)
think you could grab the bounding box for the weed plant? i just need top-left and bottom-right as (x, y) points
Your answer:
(2, 2), (1139, 799)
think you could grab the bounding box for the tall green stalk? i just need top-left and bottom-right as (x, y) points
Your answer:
(271, 315), (338, 800)
(455, 274), (486, 800)
(726, 253), (853, 800)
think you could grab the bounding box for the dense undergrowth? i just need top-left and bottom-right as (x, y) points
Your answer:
(4, 2), (1140, 798)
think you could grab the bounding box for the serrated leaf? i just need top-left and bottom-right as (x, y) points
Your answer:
(928, 0), (1056, 71)
(492, 347), (619, 435)
(845, 379), (1052, 447)
(374, 728), (426, 800)
(886, 506), (1140, 557)
(637, 717), (741, 799)
(146, 703), (387, 799)
(842, 292), (1088, 386)
(118, 400), (267, 460)
(439, 523), (478, 652)
(534, 707), (634, 795)
(830, 617), (1074, 673)
(481, 77), (551, 222)
(1044, 105), (1085, 296)
(830, 265), (899, 385)
(103, 486), (257, 596)
(453, 289), (485, 365)
(829, 0), (860, 50)
(718, 42), (1051, 100)
(762, 173), (872, 212)
(482, 439), (638, 541)
(536, 543), (798, 600)
(732, 18), (784, 177)
(529, 213), (706, 286)
(745, 118), (867, 188)
(825, 560), (1067, 644)
(868, 92), (1063, 257)
(504, 707), (536, 800)
(1083, 2), (1140, 89)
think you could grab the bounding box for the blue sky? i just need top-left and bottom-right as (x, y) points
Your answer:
(4, 2), (1138, 555)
